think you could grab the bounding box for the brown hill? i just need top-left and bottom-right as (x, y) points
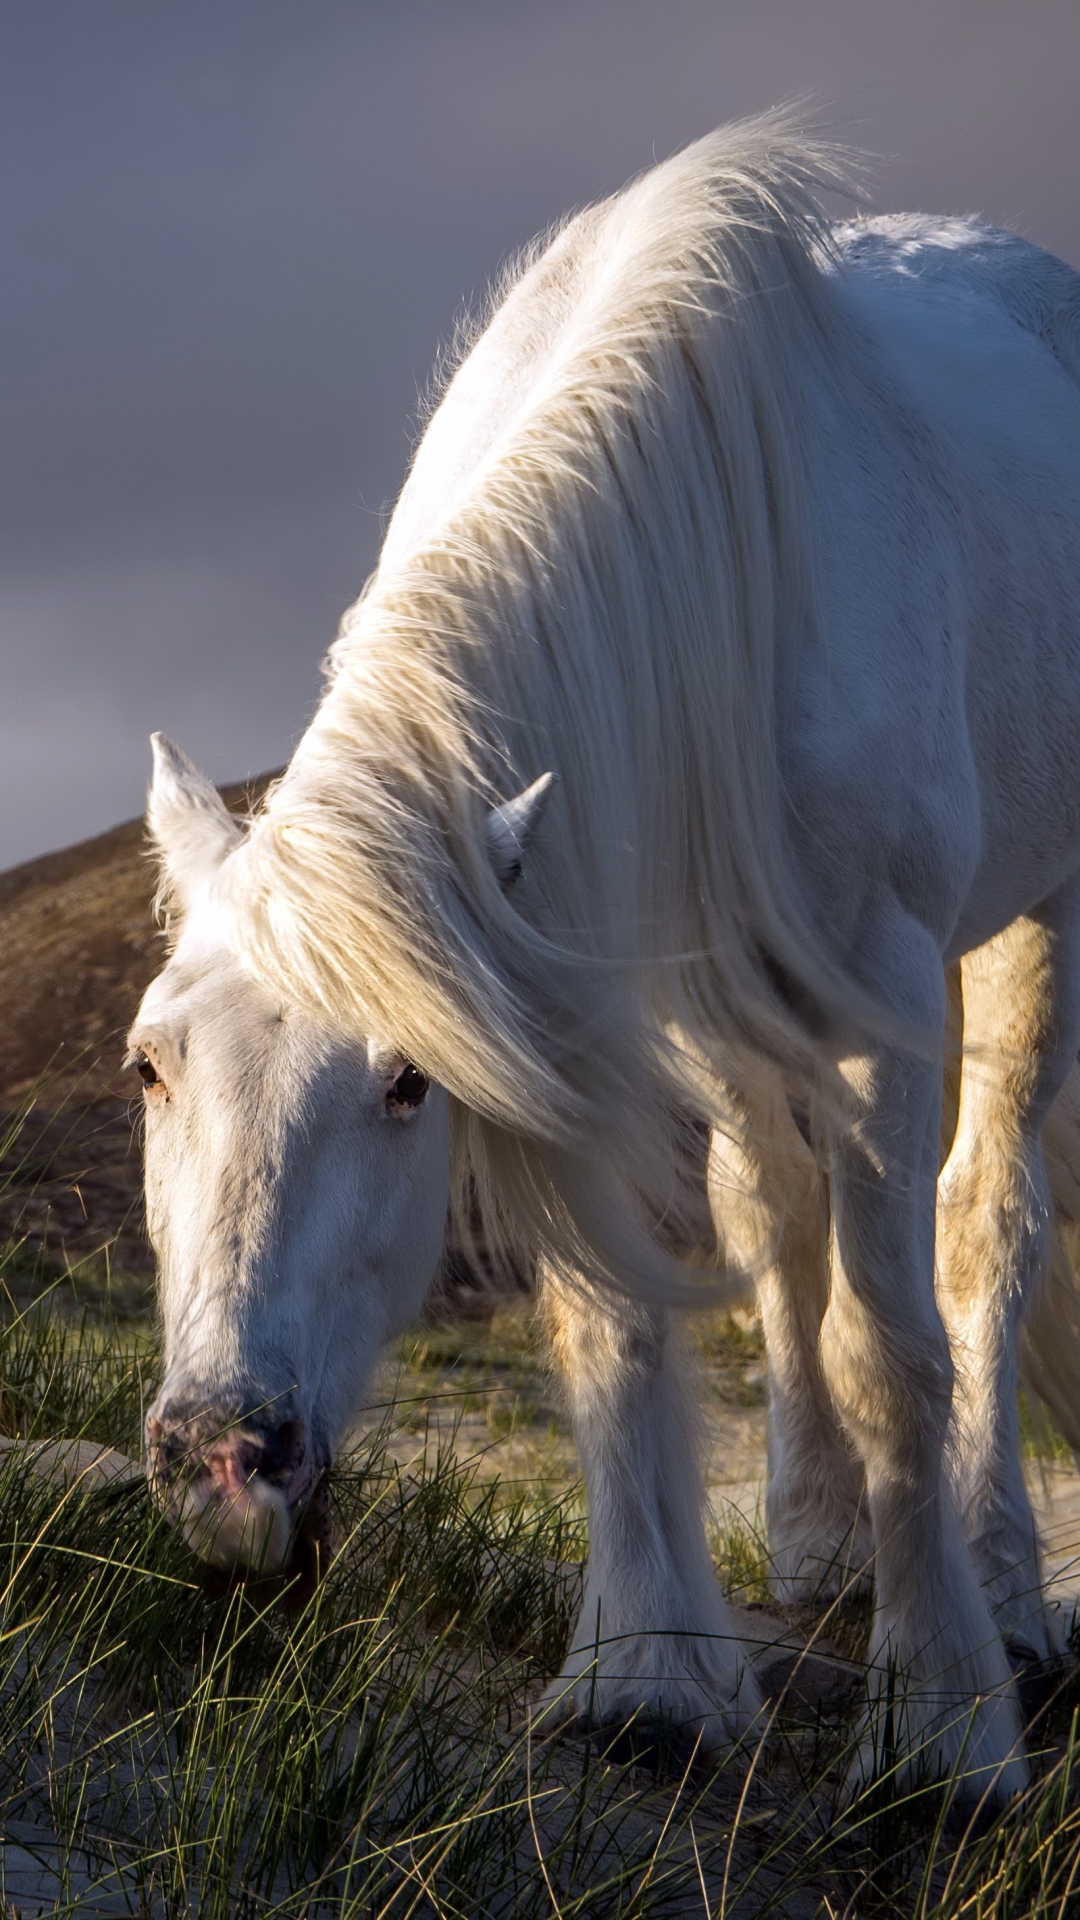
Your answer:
(0, 777), (275, 1283)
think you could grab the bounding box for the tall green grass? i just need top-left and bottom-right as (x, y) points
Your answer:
(2, 1206), (1080, 1909)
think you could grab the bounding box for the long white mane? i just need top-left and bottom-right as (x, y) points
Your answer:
(227, 119), (868, 1297)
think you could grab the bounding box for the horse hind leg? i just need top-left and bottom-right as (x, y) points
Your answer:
(537, 1270), (762, 1754)
(936, 891), (1080, 1669)
(708, 1065), (871, 1603)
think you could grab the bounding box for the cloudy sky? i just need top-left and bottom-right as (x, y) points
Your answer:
(4, 0), (1080, 866)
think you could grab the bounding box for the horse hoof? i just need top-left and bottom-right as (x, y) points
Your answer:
(1007, 1640), (1074, 1724)
(588, 1714), (711, 1777)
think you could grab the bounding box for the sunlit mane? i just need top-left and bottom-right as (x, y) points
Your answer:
(225, 117), (865, 1297)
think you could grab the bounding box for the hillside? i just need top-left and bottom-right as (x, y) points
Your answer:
(0, 777), (274, 1281)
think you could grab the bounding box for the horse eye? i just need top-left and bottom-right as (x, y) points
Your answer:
(387, 1064), (429, 1109)
(133, 1051), (160, 1088)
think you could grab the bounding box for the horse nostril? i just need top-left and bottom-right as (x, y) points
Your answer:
(146, 1406), (311, 1509)
(148, 1424), (196, 1487)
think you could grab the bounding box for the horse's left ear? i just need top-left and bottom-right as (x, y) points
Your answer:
(147, 733), (242, 914)
(485, 772), (555, 889)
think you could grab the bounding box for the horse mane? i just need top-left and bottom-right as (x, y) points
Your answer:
(226, 115), (867, 1300)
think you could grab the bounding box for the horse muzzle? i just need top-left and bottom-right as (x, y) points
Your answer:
(145, 1402), (332, 1580)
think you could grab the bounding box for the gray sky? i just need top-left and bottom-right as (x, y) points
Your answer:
(4, 0), (1080, 867)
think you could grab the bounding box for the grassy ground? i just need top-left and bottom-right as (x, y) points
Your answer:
(3, 1137), (1080, 1911)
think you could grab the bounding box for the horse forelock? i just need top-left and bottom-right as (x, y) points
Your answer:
(223, 114), (873, 1301)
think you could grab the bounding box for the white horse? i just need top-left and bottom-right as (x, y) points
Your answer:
(130, 118), (1080, 1800)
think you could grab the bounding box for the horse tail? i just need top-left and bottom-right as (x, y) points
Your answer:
(1021, 1063), (1080, 1458)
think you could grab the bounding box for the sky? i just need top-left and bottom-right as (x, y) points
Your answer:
(3, 0), (1080, 867)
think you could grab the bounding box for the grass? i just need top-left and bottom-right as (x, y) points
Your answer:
(3, 1130), (1080, 1911)
(1020, 1386), (1077, 1470)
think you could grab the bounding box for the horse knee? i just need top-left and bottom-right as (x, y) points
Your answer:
(819, 1290), (954, 1469)
(542, 1274), (668, 1417)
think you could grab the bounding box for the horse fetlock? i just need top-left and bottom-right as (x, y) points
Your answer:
(944, 1469), (1062, 1663)
(845, 1609), (1029, 1808)
(766, 1446), (872, 1602)
(539, 1604), (763, 1753)
(767, 1498), (874, 1604)
(981, 1562), (1065, 1663)
(847, 1673), (1029, 1811)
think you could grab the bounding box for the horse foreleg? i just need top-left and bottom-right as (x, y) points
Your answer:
(708, 1065), (870, 1603)
(936, 893), (1080, 1667)
(821, 911), (1026, 1801)
(537, 1271), (762, 1752)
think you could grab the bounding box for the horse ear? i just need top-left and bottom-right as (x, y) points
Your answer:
(147, 733), (241, 911)
(485, 772), (555, 889)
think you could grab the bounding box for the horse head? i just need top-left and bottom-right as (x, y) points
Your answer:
(131, 734), (551, 1580)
